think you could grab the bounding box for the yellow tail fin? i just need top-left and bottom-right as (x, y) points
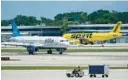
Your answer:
(110, 21), (122, 33)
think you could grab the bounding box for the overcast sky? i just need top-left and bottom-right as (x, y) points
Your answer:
(1, 1), (128, 20)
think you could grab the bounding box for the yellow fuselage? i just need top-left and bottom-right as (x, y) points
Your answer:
(63, 21), (122, 44)
(63, 32), (122, 42)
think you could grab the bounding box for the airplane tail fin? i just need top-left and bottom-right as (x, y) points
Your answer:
(10, 20), (21, 37)
(110, 21), (122, 33)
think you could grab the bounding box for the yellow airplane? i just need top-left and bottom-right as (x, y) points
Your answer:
(63, 21), (122, 45)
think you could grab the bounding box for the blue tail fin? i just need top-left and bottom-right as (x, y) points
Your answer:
(10, 20), (21, 37)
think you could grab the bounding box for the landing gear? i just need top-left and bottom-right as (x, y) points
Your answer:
(28, 51), (34, 55)
(79, 38), (94, 45)
(101, 41), (104, 47)
(84, 41), (94, 45)
(59, 51), (63, 54)
(27, 46), (35, 55)
(90, 42), (94, 45)
(56, 48), (67, 54)
(84, 43), (88, 45)
(102, 44), (104, 47)
(47, 49), (52, 54)
(58, 49), (64, 54)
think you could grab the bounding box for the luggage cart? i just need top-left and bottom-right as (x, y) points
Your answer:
(89, 65), (109, 78)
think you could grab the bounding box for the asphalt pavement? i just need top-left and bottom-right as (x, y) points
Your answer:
(2, 69), (128, 80)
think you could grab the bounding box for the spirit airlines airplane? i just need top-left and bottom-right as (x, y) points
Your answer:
(63, 21), (122, 45)
(2, 20), (70, 55)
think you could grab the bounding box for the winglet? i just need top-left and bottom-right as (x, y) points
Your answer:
(10, 20), (21, 37)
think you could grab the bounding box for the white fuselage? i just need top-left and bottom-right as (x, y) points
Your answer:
(10, 36), (70, 48)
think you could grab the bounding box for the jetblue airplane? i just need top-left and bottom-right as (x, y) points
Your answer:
(2, 20), (70, 55)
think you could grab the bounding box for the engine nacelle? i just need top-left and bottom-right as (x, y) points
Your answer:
(35, 47), (38, 52)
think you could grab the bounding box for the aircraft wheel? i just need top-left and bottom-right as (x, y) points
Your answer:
(90, 75), (93, 77)
(28, 51), (34, 55)
(90, 42), (94, 45)
(94, 74), (96, 77)
(102, 75), (104, 78)
(59, 52), (63, 54)
(47, 49), (52, 54)
(75, 73), (79, 77)
(27, 46), (35, 55)
(47, 50), (49, 54)
(67, 73), (71, 77)
(84, 43), (88, 45)
(50, 50), (52, 54)
(105, 74), (108, 77)
(102, 44), (104, 47)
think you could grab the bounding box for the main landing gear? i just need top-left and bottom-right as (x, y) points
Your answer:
(47, 48), (66, 54)
(27, 46), (38, 55)
(47, 49), (52, 54)
(56, 48), (67, 55)
(27, 46), (35, 55)
(27, 46), (66, 55)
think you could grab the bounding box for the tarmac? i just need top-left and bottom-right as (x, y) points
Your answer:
(1, 44), (128, 80)
(1, 52), (128, 67)
(2, 69), (128, 80)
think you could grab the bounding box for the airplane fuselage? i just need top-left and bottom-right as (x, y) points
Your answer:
(63, 21), (122, 44)
(63, 32), (122, 42)
(10, 36), (70, 48)
(3, 19), (70, 55)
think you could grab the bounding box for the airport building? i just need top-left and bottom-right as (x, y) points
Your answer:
(1, 24), (128, 43)
(1, 26), (61, 41)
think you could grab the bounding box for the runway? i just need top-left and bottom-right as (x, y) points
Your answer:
(1, 52), (128, 67)
(2, 69), (128, 80)
(2, 43), (128, 49)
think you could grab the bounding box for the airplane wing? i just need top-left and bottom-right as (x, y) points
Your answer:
(1, 42), (44, 47)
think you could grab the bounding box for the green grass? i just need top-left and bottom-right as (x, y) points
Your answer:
(1, 66), (87, 70)
(1, 66), (128, 70)
(1, 49), (128, 53)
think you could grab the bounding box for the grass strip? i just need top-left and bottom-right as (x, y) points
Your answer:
(1, 66), (87, 70)
(1, 49), (128, 53)
(1, 66), (128, 70)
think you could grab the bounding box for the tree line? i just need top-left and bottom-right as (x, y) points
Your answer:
(1, 9), (128, 26)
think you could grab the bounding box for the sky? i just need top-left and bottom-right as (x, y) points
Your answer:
(1, 1), (128, 20)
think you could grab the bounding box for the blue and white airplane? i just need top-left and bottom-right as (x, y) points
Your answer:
(2, 20), (70, 55)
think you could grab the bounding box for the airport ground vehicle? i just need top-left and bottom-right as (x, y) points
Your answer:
(66, 67), (84, 78)
(89, 65), (109, 78)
